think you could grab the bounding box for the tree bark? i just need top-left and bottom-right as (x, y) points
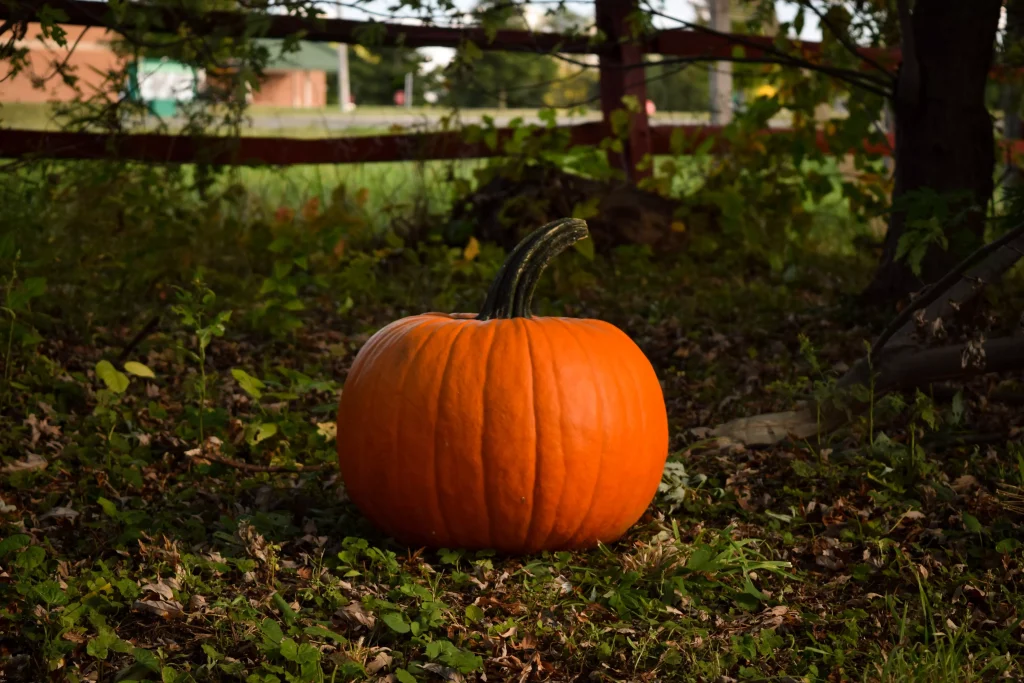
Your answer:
(864, 0), (1002, 302)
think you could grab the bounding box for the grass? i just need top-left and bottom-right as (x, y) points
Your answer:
(0, 152), (1022, 683)
(0, 101), (786, 134)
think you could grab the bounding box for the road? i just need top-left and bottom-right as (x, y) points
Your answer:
(243, 109), (721, 131)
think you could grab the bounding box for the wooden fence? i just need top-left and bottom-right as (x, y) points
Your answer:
(0, 0), (913, 180)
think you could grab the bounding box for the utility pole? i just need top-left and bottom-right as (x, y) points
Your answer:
(708, 0), (732, 126)
(404, 72), (413, 109)
(336, 5), (352, 112)
(1003, 0), (1024, 188)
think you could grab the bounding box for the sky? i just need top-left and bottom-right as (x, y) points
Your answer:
(327, 1), (824, 67)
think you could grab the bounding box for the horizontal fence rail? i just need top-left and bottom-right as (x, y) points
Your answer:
(0, 0), (895, 61)
(0, 125), (901, 166)
(6, 0), (1017, 173)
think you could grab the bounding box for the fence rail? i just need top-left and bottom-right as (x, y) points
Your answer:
(0, 0), (931, 175)
(0, 124), (903, 166)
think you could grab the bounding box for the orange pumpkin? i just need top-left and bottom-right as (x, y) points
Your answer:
(336, 218), (669, 553)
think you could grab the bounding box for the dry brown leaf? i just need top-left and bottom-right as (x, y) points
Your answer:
(337, 601), (376, 629)
(39, 506), (78, 521)
(132, 599), (184, 619)
(139, 582), (175, 600)
(421, 663), (466, 682)
(366, 651), (392, 674)
(951, 475), (981, 493)
(2, 453), (48, 473)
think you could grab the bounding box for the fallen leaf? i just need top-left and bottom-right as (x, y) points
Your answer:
(139, 582), (175, 600)
(366, 651), (392, 674)
(39, 506), (78, 521)
(421, 663), (466, 682)
(2, 453), (48, 473)
(951, 475), (981, 493)
(337, 601), (375, 629)
(132, 599), (184, 619)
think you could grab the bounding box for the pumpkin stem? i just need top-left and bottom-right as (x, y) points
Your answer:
(477, 218), (590, 320)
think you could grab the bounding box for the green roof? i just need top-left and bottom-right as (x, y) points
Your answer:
(255, 39), (339, 72)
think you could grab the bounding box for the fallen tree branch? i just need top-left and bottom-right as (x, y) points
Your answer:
(870, 221), (1024, 358)
(714, 336), (1024, 445)
(712, 222), (1024, 446)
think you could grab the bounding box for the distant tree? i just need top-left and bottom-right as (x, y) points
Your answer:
(644, 61), (710, 112)
(343, 45), (430, 106)
(440, 0), (559, 109)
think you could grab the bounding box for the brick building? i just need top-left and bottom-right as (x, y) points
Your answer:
(0, 24), (334, 108)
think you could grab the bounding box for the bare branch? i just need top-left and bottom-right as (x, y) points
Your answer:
(551, 52), (892, 100)
(796, 0), (897, 79)
(869, 221), (1024, 359)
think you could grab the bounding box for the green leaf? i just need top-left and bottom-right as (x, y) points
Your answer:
(33, 580), (68, 606)
(962, 512), (983, 533)
(260, 618), (284, 645)
(279, 637), (299, 662)
(294, 642), (320, 665)
(686, 547), (714, 572)
(572, 237), (595, 261)
(0, 533), (31, 558)
(951, 390), (965, 425)
(15, 545), (45, 571)
(96, 360), (130, 394)
(97, 496), (119, 518)
(381, 612), (410, 634)
(123, 361), (155, 379)
(996, 538), (1020, 553)
(303, 625), (347, 643)
(272, 592), (297, 626)
(133, 647), (161, 673)
(201, 643), (223, 663)
(253, 423), (278, 444)
(395, 669), (418, 683)
(87, 629), (125, 660)
(465, 604), (485, 623)
(231, 368), (265, 399)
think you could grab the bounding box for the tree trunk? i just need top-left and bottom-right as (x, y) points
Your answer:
(864, 0), (1002, 302)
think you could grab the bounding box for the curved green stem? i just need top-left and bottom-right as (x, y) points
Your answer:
(477, 218), (590, 320)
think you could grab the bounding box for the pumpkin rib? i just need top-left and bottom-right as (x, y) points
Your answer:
(587, 323), (635, 542)
(338, 320), (417, 521)
(393, 319), (453, 545)
(586, 320), (650, 538)
(519, 320), (543, 551)
(431, 321), (475, 546)
(536, 318), (598, 549)
(478, 323), (502, 547)
(555, 318), (609, 549)
(349, 318), (436, 540)
(529, 321), (570, 551)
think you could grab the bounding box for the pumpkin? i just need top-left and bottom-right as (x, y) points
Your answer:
(336, 218), (669, 553)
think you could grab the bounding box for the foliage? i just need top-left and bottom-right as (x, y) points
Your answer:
(438, 0), (561, 110)
(345, 45), (433, 107)
(3, 1), (1024, 680)
(2, 153), (1024, 680)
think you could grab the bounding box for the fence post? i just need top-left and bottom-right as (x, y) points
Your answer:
(595, 0), (652, 183)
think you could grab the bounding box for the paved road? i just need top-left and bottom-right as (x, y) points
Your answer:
(246, 110), (602, 130)
(242, 110), (730, 131)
